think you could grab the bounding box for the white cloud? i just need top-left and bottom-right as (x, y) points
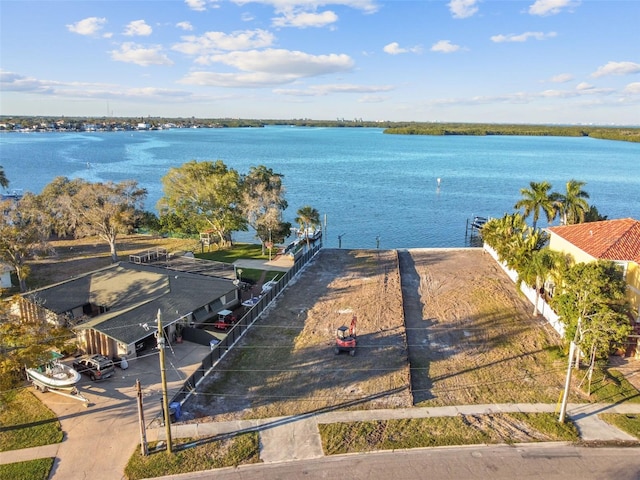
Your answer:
(210, 49), (352, 75)
(123, 20), (152, 37)
(232, 1), (379, 15)
(550, 73), (573, 83)
(273, 10), (338, 28)
(110, 43), (174, 66)
(180, 48), (354, 87)
(173, 29), (275, 57)
(591, 61), (640, 78)
(623, 82), (640, 94)
(274, 83), (394, 96)
(185, 0), (221, 11)
(66, 17), (107, 36)
(176, 21), (194, 31)
(233, 1), (379, 28)
(491, 31), (557, 43)
(448, 0), (479, 19)
(528, 0), (580, 16)
(430, 40), (461, 53)
(0, 70), (194, 101)
(383, 42), (422, 55)
(383, 42), (404, 55)
(576, 82), (594, 91)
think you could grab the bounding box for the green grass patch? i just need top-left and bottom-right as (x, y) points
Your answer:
(124, 432), (260, 480)
(0, 390), (63, 452)
(506, 412), (579, 441)
(0, 458), (54, 480)
(584, 367), (640, 403)
(198, 243), (267, 263)
(319, 413), (579, 455)
(600, 413), (640, 439)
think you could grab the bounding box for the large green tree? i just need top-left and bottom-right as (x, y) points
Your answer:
(0, 194), (52, 291)
(241, 165), (289, 252)
(61, 180), (147, 262)
(514, 181), (556, 229)
(38, 176), (86, 237)
(158, 160), (246, 247)
(551, 261), (631, 360)
(553, 179), (590, 225)
(0, 297), (72, 400)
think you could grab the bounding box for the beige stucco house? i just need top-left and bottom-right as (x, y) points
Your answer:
(547, 217), (640, 325)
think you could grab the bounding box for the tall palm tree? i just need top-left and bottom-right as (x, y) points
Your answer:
(554, 179), (590, 225)
(295, 205), (320, 248)
(514, 181), (556, 229)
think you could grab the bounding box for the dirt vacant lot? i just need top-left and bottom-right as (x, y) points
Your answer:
(187, 248), (413, 421)
(185, 247), (572, 423)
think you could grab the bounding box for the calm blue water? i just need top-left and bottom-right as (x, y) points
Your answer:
(1, 127), (639, 249)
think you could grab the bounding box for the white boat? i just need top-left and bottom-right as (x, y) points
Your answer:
(296, 226), (322, 241)
(26, 361), (81, 390)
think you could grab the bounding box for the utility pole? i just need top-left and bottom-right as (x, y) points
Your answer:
(136, 379), (148, 456)
(559, 317), (582, 423)
(558, 341), (576, 423)
(157, 309), (173, 453)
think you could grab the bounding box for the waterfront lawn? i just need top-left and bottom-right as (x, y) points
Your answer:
(124, 433), (260, 480)
(0, 390), (63, 451)
(199, 243), (267, 263)
(319, 413), (579, 455)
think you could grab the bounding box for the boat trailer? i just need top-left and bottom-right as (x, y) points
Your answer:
(29, 376), (90, 405)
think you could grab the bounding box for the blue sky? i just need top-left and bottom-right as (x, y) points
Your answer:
(1, 0), (639, 124)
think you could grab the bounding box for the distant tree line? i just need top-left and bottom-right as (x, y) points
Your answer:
(383, 123), (640, 143)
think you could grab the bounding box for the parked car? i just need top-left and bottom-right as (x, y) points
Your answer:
(72, 354), (116, 381)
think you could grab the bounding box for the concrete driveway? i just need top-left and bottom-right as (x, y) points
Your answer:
(17, 341), (210, 480)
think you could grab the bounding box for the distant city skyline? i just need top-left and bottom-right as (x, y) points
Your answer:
(1, 0), (639, 125)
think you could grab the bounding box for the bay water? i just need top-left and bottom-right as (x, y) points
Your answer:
(1, 126), (638, 249)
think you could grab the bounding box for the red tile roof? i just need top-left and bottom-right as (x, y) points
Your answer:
(547, 218), (640, 263)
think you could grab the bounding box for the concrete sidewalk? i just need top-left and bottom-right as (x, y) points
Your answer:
(144, 402), (640, 464)
(2, 401), (639, 469)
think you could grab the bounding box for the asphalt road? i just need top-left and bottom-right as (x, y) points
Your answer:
(153, 444), (640, 480)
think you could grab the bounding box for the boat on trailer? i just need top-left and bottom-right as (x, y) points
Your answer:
(26, 361), (89, 404)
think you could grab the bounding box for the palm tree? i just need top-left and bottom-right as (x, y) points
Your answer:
(514, 181), (556, 229)
(553, 179), (590, 225)
(0, 166), (9, 189)
(295, 205), (320, 248)
(518, 248), (565, 316)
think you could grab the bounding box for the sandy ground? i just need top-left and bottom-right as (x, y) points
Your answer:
(183, 247), (570, 432)
(186, 248), (413, 421)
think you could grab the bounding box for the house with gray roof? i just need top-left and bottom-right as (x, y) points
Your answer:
(18, 261), (239, 359)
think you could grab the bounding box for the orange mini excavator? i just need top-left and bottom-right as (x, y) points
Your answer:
(334, 315), (357, 357)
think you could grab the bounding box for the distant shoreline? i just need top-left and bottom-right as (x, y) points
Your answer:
(1, 117), (639, 143)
